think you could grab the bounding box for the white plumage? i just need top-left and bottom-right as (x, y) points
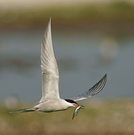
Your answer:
(40, 18), (60, 102)
(15, 19), (107, 119)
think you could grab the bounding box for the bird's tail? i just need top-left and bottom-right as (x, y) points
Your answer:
(10, 108), (35, 113)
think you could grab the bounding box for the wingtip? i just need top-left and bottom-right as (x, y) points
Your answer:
(99, 73), (107, 87)
(43, 17), (52, 39)
(48, 17), (51, 26)
(89, 73), (107, 96)
(47, 18), (51, 34)
(103, 73), (107, 81)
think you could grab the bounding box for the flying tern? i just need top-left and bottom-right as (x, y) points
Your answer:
(14, 19), (107, 119)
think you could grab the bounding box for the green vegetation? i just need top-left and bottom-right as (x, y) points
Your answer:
(0, 1), (134, 29)
(0, 99), (134, 135)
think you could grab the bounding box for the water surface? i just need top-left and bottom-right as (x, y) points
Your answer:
(0, 29), (134, 103)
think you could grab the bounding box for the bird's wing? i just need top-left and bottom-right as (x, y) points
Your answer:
(72, 74), (107, 102)
(39, 19), (60, 103)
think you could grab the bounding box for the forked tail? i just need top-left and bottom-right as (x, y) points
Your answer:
(10, 108), (35, 113)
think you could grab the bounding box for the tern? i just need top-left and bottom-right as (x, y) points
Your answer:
(14, 19), (107, 119)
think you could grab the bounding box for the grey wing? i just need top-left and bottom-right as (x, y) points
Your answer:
(39, 19), (60, 103)
(72, 74), (107, 102)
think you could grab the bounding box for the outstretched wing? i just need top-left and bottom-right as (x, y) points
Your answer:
(39, 19), (60, 103)
(72, 74), (107, 102)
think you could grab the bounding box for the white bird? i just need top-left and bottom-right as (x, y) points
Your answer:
(14, 19), (107, 119)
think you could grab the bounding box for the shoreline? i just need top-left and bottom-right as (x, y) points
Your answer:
(0, 1), (134, 31)
(0, 0), (133, 9)
(1, 99), (134, 135)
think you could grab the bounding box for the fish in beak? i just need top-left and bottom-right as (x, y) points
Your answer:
(72, 105), (84, 120)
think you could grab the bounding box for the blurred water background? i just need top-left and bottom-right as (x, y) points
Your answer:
(0, 0), (134, 104)
(0, 27), (134, 104)
(0, 1), (134, 135)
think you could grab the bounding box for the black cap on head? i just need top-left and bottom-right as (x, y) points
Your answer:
(64, 99), (78, 104)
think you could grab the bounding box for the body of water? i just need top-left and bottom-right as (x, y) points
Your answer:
(0, 29), (134, 104)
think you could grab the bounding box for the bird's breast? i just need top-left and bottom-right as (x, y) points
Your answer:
(36, 99), (72, 112)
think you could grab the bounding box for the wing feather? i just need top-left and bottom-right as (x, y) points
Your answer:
(40, 19), (60, 103)
(72, 74), (107, 102)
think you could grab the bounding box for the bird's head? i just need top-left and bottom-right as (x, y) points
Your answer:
(65, 99), (79, 107)
(65, 99), (84, 119)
